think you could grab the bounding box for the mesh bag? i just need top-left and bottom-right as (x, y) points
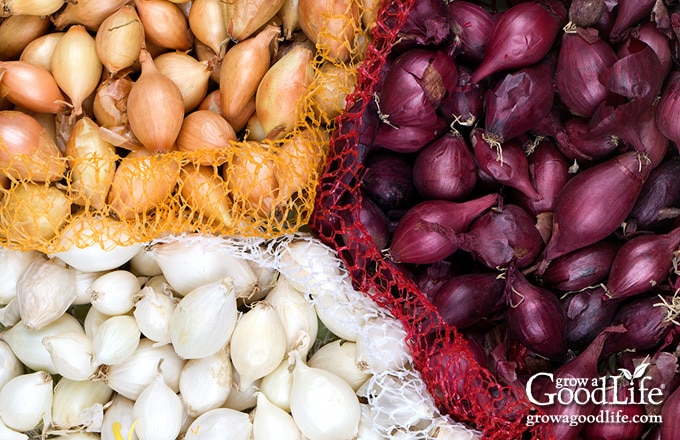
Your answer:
(310, 1), (552, 438)
(0, 0), (369, 254)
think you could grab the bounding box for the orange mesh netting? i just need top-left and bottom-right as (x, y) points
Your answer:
(0, 0), (370, 254)
(310, 0), (551, 438)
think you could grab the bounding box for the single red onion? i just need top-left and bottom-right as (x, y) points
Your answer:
(470, 0), (566, 83)
(661, 379), (680, 439)
(361, 151), (415, 213)
(514, 137), (571, 215)
(412, 131), (477, 201)
(555, 33), (618, 118)
(609, 0), (655, 41)
(655, 71), (680, 151)
(541, 326), (625, 440)
(373, 115), (449, 153)
(458, 204), (544, 269)
(471, 130), (541, 200)
(541, 238), (620, 291)
(628, 157), (680, 233)
(396, 0), (450, 48)
(438, 65), (485, 127)
(568, 0), (607, 28)
(636, 101), (669, 168)
(602, 294), (675, 357)
(358, 194), (390, 251)
(483, 65), (555, 145)
(605, 225), (680, 300)
(388, 193), (501, 264)
(580, 378), (646, 440)
(447, 0), (495, 63)
(377, 48), (458, 128)
(563, 286), (619, 350)
(432, 272), (506, 329)
(540, 151), (652, 266)
(505, 265), (568, 359)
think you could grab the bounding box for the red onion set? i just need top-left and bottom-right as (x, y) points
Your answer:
(356, 0), (680, 437)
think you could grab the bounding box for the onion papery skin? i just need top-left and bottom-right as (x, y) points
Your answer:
(513, 138), (570, 216)
(471, 130), (540, 200)
(395, 0), (449, 48)
(554, 33), (617, 118)
(470, 0), (566, 84)
(541, 151), (652, 265)
(483, 65), (554, 145)
(438, 65), (485, 127)
(388, 193), (500, 265)
(555, 116), (620, 163)
(605, 226), (680, 300)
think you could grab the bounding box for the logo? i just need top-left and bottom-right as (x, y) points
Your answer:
(525, 362), (664, 407)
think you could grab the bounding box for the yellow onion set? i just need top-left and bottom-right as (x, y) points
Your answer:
(0, 0), (374, 253)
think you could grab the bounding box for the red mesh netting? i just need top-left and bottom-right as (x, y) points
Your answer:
(310, 1), (552, 438)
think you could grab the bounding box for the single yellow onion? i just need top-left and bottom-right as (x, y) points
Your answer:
(189, 0), (228, 56)
(107, 149), (181, 220)
(154, 51), (213, 113)
(279, 0), (301, 40)
(0, 110), (66, 182)
(224, 141), (278, 216)
(134, 0), (193, 51)
(223, 0), (286, 42)
(298, 0), (361, 61)
(1, 0), (64, 16)
(219, 24), (280, 122)
(19, 32), (64, 72)
(95, 5), (145, 75)
(0, 182), (71, 245)
(309, 61), (357, 124)
(65, 117), (117, 210)
(180, 164), (234, 228)
(127, 49), (185, 153)
(0, 60), (66, 114)
(177, 110), (236, 165)
(255, 42), (314, 140)
(52, 0), (130, 31)
(0, 13), (50, 60)
(51, 24), (103, 120)
(275, 129), (328, 201)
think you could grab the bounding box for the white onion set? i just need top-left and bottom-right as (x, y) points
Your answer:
(0, 234), (478, 439)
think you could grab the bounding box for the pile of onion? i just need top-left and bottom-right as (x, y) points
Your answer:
(346, 0), (680, 437)
(0, 0), (368, 251)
